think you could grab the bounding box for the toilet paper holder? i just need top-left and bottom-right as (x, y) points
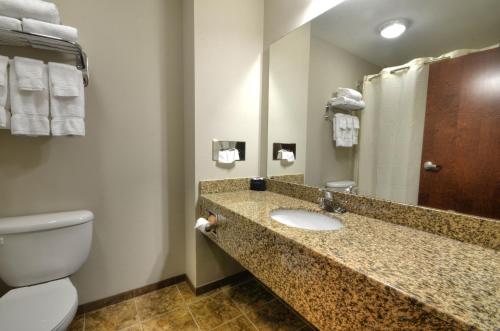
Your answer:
(212, 140), (246, 161)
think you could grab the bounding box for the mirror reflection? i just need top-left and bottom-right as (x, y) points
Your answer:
(267, 0), (500, 219)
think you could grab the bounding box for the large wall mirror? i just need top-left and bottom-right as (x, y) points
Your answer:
(266, 0), (500, 219)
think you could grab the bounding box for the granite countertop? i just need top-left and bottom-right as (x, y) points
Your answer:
(201, 190), (500, 330)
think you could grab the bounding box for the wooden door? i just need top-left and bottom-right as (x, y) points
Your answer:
(418, 47), (500, 219)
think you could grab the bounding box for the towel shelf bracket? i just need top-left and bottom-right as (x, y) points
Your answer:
(0, 28), (89, 86)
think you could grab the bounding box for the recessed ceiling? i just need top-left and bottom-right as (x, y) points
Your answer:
(311, 0), (500, 67)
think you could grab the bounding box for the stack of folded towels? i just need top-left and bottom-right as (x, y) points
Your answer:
(0, 56), (85, 136)
(328, 87), (365, 111)
(333, 113), (359, 148)
(0, 0), (84, 136)
(0, 0), (78, 42)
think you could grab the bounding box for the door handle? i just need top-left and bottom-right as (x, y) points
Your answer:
(423, 161), (441, 172)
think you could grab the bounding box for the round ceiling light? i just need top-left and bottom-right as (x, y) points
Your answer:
(379, 20), (407, 39)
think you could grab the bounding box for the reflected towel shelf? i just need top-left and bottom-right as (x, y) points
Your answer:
(0, 28), (89, 86)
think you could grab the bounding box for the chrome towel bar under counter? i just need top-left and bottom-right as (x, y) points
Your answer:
(0, 28), (89, 86)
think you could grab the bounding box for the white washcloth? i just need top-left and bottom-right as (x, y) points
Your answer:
(9, 59), (49, 117)
(218, 148), (240, 164)
(0, 109), (10, 129)
(352, 116), (360, 145)
(13, 56), (45, 91)
(329, 96), (365, 111)
(0, 15), (21, 30)
(337, 87), (362, 101)
(333, 113), (355, 147)
(278, 149), (295, 162)
(48, 62), (81, 98)
(51, 117), (84, 136)
(22, 18), (78, 42)
(10, 114), (49, 136)
(0, 0), (60, 24)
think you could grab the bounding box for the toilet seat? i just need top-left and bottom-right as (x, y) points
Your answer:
(0, 278), (78, 331)
(326, 180), (355, 188)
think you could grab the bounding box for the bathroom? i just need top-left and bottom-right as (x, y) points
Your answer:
(0, 0), (498, 330)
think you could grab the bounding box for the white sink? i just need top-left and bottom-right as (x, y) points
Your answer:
(270, 209), (343, 231)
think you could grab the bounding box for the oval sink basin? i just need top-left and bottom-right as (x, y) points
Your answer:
(270, 209), (343, 231)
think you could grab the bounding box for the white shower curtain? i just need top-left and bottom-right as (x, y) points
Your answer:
(357, 61), (429, 204)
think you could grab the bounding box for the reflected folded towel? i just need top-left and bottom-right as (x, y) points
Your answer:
(336, 87), (362, 101)
(333, 113), (357, 147)
(22, 18), (78, 42)
(13, 56), (45, 91)
(10, 114), (49, 136)
(329, 96), (365, 111)
(0, 15), (21, 30)
(218, 148), (240, 164)
(278, 149), (295, 162)
(0, 55), (9, 129)
(50, 117), (85, 136)
(0, 0), (60, 24)
(9, 58), (49, 118)
(352, 116), (360, 145)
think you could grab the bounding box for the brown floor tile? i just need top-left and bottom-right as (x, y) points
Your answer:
(142, 307), (198, 331)
(188, 291), (241, 330)
(246, 299), (305, 331)
(213, 315), (257, 331)
(135, 285), (184, 321)
(222, 280), (274, 313)
(68, 314), (84, 331)
(84, 300), (139, 330)
(177, 281), (220, 304)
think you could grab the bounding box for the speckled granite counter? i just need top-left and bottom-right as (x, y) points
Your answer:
(199, 190), (500, 331)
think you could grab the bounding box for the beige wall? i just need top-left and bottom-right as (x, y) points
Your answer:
(264, 0), (346, 46)
(184, 0), (264, 287)
(267, 24), (310, 176)
(306, 37), (380, 187)
(0, 0), (185, 304)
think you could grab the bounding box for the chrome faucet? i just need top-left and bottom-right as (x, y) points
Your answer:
(318, 189), (347, 214)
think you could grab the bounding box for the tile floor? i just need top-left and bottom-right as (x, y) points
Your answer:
(68, 278), (315, 331)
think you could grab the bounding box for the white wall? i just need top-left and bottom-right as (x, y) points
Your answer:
(267, 24), (311, 176)
(264, 0), (346, 46)
(184, 0), (265, 287)
(306, 37), (380, 187)
(0, 0), (185, 304)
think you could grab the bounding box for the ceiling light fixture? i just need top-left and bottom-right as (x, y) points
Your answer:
(379, 20), (407, 39)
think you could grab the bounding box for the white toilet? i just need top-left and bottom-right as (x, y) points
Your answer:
(0, 210), (93, 331)
(325, 180), (357, 193)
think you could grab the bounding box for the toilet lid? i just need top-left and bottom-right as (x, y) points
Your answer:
(326, 180), (356, 188)
(0, 278), (77, 331)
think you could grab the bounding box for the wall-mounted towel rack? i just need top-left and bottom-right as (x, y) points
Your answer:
(0, 28), (89, 86)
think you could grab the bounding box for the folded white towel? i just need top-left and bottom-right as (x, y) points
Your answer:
(329, 96), (365, 111)
(337, 87), (362, 101)
(22, 18), (78, 42)
(48, 62), (81, 98)
(51, 117), (84, 136)
(0, 0), (60, 24)
(278, 149), (295, 162)
(0, 108), (10, 129)
(10, 114), (49, 136)
(9, 59), (49, 117)
(0, 55), (9, 106)
(218, 148), (240, 164)
(333, 113), (356, 147)
(13, 56), (45, 91)
(0, 15), (21, 30)
(352, 116), (359, 145)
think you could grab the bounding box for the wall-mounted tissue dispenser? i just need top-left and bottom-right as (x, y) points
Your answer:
(273, 143), (296, 160)
(212, 140), (246, 162)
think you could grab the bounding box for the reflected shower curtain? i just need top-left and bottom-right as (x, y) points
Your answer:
(357, 64), (429, 204)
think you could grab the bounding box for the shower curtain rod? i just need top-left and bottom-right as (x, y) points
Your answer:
(367, 56), (451, 81)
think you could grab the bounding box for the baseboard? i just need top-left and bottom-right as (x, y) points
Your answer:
(191, 270), (252, 295)
(77, 274), (186, 314)
(77, 270), (252, 314)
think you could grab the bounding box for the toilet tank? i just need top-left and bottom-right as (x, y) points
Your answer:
(0, 210), (93, 287)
